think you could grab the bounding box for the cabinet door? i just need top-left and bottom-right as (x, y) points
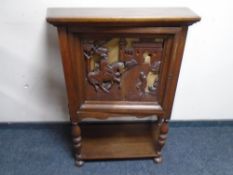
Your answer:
(67, 27), (187, 119)
(83, 37), (164, 102)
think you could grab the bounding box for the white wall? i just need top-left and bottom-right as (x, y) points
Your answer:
(0, 0), (233, 122)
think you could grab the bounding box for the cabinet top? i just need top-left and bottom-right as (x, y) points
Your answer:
(46, 8), (200, 26)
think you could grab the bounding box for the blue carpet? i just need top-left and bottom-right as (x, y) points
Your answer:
(0, 121), (232, 175)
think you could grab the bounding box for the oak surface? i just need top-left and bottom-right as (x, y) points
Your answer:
(47, 8), (200, 26)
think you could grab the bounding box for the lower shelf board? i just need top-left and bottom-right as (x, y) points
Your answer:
(80, 122), (159, 160)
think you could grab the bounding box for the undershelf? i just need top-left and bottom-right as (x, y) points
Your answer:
(80, 122), (159, 160)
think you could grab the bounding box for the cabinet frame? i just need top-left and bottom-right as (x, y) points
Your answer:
(58, 26), (187, 122)
(47, 7), (200, 166)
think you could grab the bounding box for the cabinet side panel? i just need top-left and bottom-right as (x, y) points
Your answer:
(69, 34), (86, 107)
(57, 27), (78, 121)
(162, 27), (188, 118)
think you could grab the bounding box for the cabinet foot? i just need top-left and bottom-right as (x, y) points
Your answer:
(75, 160), (85, 167)
(153, 155), (163, 164)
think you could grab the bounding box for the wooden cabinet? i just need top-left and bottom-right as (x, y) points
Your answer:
(47, 8), (200, 166)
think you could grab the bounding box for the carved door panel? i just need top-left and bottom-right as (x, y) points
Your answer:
(81, 37), (166, 103)
(68, 27), (183, 117)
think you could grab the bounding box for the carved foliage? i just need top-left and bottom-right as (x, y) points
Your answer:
(82, 40), (108, 60)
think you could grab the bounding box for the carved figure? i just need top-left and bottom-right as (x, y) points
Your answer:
(136, 71), (147, 96)
(151, 61), (161, 73)
(149, 61), (161, 93)
(88, 59), (121, 93)
(83, 39), (138, 93)
(88, 58), (137, 93)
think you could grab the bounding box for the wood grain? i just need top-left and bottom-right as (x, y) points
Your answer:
(47, 8), (200, 26)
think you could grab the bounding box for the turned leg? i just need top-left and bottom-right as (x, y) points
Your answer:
(154, 118), (169, 164)
(72, 122), (84, 167)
